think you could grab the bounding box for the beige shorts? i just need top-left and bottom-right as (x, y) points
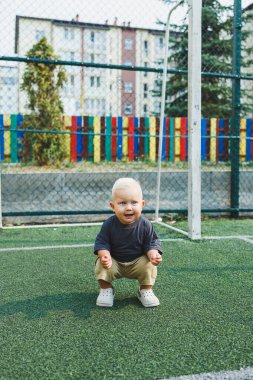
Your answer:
(95, 255), (157, 286)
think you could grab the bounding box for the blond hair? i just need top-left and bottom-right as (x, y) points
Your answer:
(111, 178), (143, 200)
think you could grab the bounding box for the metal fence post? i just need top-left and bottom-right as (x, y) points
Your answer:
(231, 0), (241, 216)
(188, 0), (202, 240)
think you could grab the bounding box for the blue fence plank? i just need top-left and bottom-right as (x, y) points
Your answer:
(76, 116), (83, 162)
(117, 117), (123, 160)
(218, 118), (225, 161)
(161, 117), (166, 161)
(246, 118), (252, 161)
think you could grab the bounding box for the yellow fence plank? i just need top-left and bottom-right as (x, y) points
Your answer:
(174, 118), (181, 162)
(4, 131), (11, 157)
(210, 118), (217, 162)
(93, 116), (101, 163)
(240, 118), (246, 162)
(63, 115), (72, 127)
(4, 114), (11, 127)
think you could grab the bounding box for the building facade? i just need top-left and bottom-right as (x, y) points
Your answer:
(15, 15), (166, 117)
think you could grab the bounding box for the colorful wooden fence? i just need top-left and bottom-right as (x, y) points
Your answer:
(0, 114), (253, 163)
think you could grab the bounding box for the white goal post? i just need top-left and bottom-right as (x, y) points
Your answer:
(187, 0), (202, 239)
(155, 0), (202, 239)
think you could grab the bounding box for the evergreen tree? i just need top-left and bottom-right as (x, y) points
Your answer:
(153, 0), (252, 118)
(21, 37), (67, 165)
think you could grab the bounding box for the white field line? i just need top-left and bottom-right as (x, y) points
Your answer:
(203, 235), (253, 240)
(1, 219), (158, 230)
(0, 238), (186, 253)
(238, 237), (253, 245)
(0, 243), (93, 252)
(0, 236), (252, 254)
(203, 235), (253, 246)
(162, 367), (253, 380)
(156, 221), (189, 237)
(1, 222), (103, 230)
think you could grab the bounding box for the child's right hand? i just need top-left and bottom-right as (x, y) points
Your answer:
(101, 254), (112, 269)
(147, 250), (162, 266)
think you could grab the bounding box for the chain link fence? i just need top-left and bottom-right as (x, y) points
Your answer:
(0, 0), (253, 225)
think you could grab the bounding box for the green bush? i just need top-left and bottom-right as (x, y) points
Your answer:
(21, 37), (67, 166)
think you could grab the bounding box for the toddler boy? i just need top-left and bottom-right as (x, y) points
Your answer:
(94, 177), (162, 307)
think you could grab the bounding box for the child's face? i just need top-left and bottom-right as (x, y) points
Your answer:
(110, 186), (145, 224)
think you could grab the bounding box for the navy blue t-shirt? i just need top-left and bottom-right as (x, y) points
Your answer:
(94, 214), (162, 262)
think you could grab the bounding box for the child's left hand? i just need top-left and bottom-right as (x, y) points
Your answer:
(147, 251), (162, 266)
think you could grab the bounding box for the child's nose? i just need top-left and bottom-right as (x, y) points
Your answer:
(126, 202), (132, 210)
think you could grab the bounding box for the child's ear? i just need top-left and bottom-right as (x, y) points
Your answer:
(142, 200), (145, 207)
(110, 201), (115, 211)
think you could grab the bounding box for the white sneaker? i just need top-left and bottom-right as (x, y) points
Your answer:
(137, 288), (160, 307)
(96, 288), (115, 307)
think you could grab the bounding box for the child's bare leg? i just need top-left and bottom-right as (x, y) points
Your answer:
(140, 285), (152, 290)
(98, 279), (113, 289)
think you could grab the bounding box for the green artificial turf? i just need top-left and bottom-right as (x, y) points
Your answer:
(164, 217), (253, 238)
(0, 233), (253, 379)
(0, 223), (183, 250)
(1, 218), (252, 250)
(0, 225), (100, 249)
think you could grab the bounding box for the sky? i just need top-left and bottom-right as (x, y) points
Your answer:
(1, 0), (253, 57)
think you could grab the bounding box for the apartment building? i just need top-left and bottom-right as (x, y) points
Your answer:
(15, 15), (166, 117)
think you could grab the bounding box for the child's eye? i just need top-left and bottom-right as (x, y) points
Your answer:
(131, 201), (138, 205)
(119, 202), (126, 205)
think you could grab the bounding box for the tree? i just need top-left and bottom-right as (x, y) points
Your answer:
(21, 37), (67, 165)
(153, 0), (252, 118)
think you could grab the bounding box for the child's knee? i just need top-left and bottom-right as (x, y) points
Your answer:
(95, 257), (119, 282)
(130, 256), (157, 285)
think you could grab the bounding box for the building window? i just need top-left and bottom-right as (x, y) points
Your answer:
(159, 37), (164, 49)
(124, 102), (132, 115)
(144, 62), (148, 77)
(124, 82), (133, 93)
(70, 75), (75, 86)
(91, 31), (95, 43)
(64, 28), (75, 40)
(144, 40), (148, 56)
(144, 83), (148, 98)
(35, 30), (45, 41)
(90, 76), (101, 87)
(91, 53), (94, 62)
(84, 98), (105, 115)
(155, 36), (164, 50)
(125, 37), (133, 50)
(144, 104), (148, 113)
(70, 52), (75, 61)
